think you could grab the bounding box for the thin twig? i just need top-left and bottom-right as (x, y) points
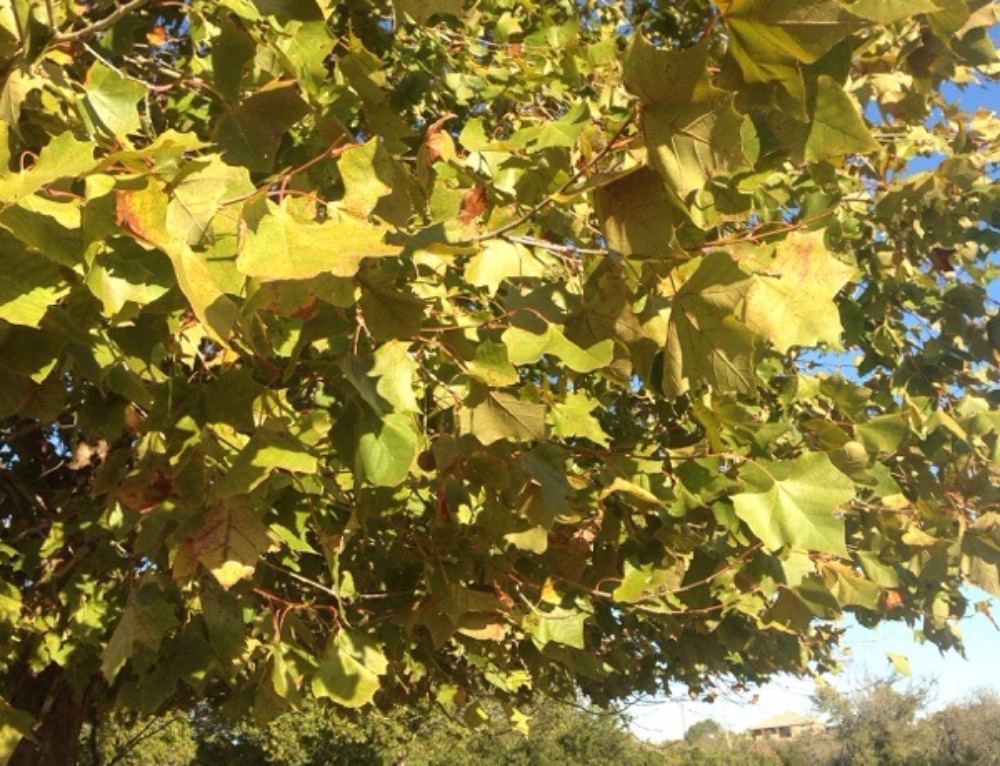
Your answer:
(457, 108), (638, 245)
(505, 234), (609, 256)
(699, 7), (724, 42)
(53, 0), (155, 44)
(261, 560), (341, 599)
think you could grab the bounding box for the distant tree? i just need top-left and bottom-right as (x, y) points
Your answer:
(445, 702), (669, 766)
(79, 712), (197, 766)
(667, 729), (777, 766)
(684, 718), (724, 745)
(76, 698), (672, 766)
(810, 677), (930, 766)
(922, 689), (1000, 766)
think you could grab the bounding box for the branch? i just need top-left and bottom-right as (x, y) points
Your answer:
(0, 468), (49, 516)
(52, 0), (155, 44)
(505, 234), (609, 256)
(699, 7), (724, 42)
(457, 108), (638, 245)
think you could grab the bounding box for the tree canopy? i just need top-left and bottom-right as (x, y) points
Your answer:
(0, 0), (998, 763)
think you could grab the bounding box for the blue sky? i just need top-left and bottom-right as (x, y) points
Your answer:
(629, 42), (1000, 744)
(629, 594), (1000, 741)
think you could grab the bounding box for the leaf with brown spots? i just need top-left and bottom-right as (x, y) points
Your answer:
(173, 505), (271, 589)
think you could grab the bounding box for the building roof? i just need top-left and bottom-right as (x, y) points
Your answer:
(745, 712), (820, 731)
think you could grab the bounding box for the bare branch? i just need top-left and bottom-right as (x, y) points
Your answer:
(53, 0), (156, 44)
(456, 108), (638, 246)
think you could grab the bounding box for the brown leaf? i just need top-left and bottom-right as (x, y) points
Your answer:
(929, 247), (955, 273)
(117, 469), (175, 512)
(421, 114), (458, 165)
(115, 187), (167, 245)
(883, 589), (905, 610)
(115, 190), (141, 236)
(146, 25), (169, 46)
(459, 183), (488, 224)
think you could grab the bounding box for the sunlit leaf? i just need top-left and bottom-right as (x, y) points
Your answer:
(743, 231), (856, 351)
(238, 201), (402, 281)
(733, 452), (855, 555)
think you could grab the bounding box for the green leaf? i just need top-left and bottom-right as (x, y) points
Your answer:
(371, 341), (420, 412)
(0, 192), (83, 268)
(277, 20), (336, 97)
(643, 99), (754, 200)
(525, 604), (589, 650)
(887, 652), (911, 676)
(821, 562), (882, 609)
(722, 0), (865, 114)
(392, 0), (464, 23)
(85, 243), (173, 316)
(511, 102), (589, 151)
(172, 246), (241, 341)
(600, 477), (663, 505)
(173, 505), (271, 589)
(804, 75), (881, 162)
(0, 583), (20, 623)
(337, 139), (395, 219)
(962, 513), (1000, 598)
(0, 65), (38, 129)
(358, 278), (425, 340)
(216, 429), (319, 497)
(0, 325), (64, 383)
(723, 0), (864, 68)
(593, 166), (676, 257)
(83, 61), (147, 137)
(312, 630), (387, 708)
(201, 585), (248, 666)
(0, 698), (33, 766)
(212, 14), (256, 100)
(840, 0), (943, 23)
(102, 585), (179, 681)
(0, 250), (69, 327)
(663, 252), (757, 397)
(625, 37), (757, 198)
(0, 132), (96, 208)
(743, 231), (856, 351)
(550, 390), (610, 447)
(459, 385), (546, 444)
(337, 44), (412, 149)
(238, 201), (402, 281)
(613, 562), (672, 604)
(465, 240), (545, 295)
(502, 324), (613, 373)
(117, 181), (240, 340)
(467, 341), (520, 387)
(166, 156), (255, 246)
(725, 0), (864, 59)
(356, 411), (420, 487)
(504, 525), (550, 554)
(733, 452), (854, 555)
(214, 85), (309, 172)
(857, 413), (910, 454)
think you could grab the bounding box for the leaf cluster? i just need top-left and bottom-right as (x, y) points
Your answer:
(0, 0), (997, 761)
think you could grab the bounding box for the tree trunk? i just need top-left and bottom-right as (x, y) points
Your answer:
(9, 664), (86, 766)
